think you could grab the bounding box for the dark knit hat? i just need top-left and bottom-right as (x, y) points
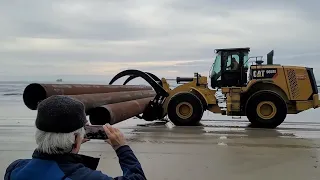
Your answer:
(35, 95), (87, 133)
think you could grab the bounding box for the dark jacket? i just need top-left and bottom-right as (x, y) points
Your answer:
(4, 145), (146, 180)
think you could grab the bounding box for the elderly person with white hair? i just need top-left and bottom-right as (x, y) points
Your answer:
(4, 95), (146, 180)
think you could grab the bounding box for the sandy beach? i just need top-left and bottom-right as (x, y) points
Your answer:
(0, 83), (320, 179)
(1, 105), (320, 179)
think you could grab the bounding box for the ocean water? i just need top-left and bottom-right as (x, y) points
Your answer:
(0, 82), (25, 102)
(0, 81), (319, 127)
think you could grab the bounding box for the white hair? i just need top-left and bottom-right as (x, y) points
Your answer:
(35, 127), (85, 154)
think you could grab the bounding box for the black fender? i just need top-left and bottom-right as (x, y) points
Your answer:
(109, 69), (168, 97)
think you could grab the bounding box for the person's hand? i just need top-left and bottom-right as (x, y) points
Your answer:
(103, 123), (127, 150)
(81, 138), (90, 144)
(82, 120), (91, 144)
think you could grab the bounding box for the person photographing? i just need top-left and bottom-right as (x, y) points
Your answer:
(4, 95), (147, 180)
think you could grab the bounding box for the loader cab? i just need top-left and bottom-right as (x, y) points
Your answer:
(210, 47), (250, 89)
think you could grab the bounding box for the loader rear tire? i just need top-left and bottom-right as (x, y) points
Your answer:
(167, 92), (204, 126)
(245, 90), (287, 128)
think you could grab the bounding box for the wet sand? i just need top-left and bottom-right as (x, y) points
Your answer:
(1, 104), (320, 179)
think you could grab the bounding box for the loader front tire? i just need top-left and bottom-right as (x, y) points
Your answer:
(167, 92), (204, 126)
(246, 90), (287, 128)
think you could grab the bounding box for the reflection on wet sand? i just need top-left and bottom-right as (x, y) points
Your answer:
(0, 117), (320, 179)
(107, 119), (320, 179)
(116, 120), (320, 150)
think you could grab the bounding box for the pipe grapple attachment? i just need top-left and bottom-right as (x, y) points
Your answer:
(108, 69), (170, 122)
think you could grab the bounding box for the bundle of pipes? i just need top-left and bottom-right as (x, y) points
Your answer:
(88, 97), (154, 125)
(23, 83), (156, 125)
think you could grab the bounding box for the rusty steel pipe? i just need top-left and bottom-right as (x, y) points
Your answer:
(89, 97), (154, 125)
(23, 83), (153, 110)
(68, 90), (155, 113)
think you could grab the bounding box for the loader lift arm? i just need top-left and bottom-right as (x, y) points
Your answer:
(109, 69), (168, 97)
(123, 72), (163, 86)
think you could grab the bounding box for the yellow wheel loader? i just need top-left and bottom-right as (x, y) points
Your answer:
(109, 47), (320, 128)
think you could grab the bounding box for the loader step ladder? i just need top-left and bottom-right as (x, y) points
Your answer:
(229, 88), (242, 119)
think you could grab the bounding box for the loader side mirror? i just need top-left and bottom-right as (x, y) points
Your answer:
(267, 50), (274, 65)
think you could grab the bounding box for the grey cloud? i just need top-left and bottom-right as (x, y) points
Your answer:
(0, 0), (147, 41)
(0, 0), (320, 81)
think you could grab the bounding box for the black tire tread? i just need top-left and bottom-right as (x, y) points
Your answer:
(245, 90), (287, 128)
(167, 92), (204, 126)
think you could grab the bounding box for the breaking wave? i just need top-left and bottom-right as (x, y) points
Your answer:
(3, 93), (23, 96)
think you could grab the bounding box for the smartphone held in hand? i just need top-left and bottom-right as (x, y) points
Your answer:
(84, 125), (108, 140)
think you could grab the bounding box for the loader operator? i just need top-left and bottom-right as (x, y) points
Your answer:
(4, 95), (147, 180)
(227, 57), (239, 70)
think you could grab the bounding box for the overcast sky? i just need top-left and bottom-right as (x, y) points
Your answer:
(0, 0), (319, 83)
